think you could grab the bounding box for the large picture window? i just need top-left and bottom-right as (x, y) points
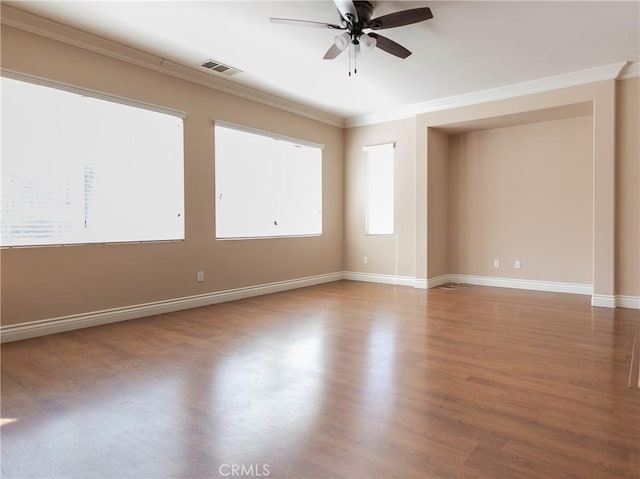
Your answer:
(214, 123), (322, 239)
(1, 75), (185, 247)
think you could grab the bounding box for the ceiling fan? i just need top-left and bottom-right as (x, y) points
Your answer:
(270, 1), (433, 64)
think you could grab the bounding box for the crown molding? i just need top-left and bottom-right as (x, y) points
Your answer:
(3, 4), (635, 131)
(1, 5), (165, 70)
(345, 61), (631, 128)
(619, 61), (640, 80)
(0, 4), (345, 128)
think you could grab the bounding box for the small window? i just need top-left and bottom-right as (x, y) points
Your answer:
(214, 123), (322, 239)
(1, 76), (185, 247)
(364, 143), (394, 235)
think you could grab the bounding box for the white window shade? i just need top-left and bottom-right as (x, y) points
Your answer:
(364, 143), (394, 235)
(214, 123), (322, 239)
(1, 76), (185, 247)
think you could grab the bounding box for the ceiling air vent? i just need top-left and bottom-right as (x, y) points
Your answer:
(200, 59), (242, 76)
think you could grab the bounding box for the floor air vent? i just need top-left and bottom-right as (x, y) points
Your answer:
(200, 59), (242, 76)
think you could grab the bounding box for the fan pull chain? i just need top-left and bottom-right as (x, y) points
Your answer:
(354, 46), (357, 75)
(348, 42), (358, 77)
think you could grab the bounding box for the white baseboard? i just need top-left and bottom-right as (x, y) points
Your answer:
(0, 272), (344, 343)
(615, 295), (640, 309)
(591, 294), (617, 308)
(446, 274), (593, 296)
(590, 293), (640, 309)
(343, 273), (447, 290)
(3, 272), (636, 343)
(426, 275), (449, 289)
(343, 271), (416, 287)
(413, 278), (428, 289)
(443, 274), (640, 309)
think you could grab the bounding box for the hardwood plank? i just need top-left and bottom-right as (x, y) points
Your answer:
(629, 326), (640, 389)
(1, 281), (639, 478)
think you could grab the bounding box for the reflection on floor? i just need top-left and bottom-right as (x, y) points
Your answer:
(2, 281), (639, 478)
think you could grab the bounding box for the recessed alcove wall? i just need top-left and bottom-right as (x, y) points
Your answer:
(418, 81), (616, 305)
(429, 108), (593, 285)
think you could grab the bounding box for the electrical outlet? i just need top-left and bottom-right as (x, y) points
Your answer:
(363, 256), (368, 264)
(514, 260), (521, 270)
(494, 259), (500, 268)
(196, 271), (205, 282)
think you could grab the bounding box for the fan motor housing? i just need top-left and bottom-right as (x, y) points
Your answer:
(354, 1), (374, 22)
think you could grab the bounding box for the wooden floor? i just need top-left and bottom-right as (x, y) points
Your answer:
(2, 281), (639, 478)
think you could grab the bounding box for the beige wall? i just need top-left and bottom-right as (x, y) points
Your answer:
(347, 80), (638, 300)
(447, 116), (593, 283)
(426, 128), (449, 279)
(0, 26), (344, 325)
(616, 77), (640, 296)
(344, 118), (416, 277)
(2, 24), (639, 329)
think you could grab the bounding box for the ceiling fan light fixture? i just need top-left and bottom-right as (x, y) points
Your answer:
(359, 33), (377, 53)
(334, 32), (351, 51)
(271, 0), (433, 66)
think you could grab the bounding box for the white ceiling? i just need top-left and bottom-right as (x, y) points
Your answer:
(5, 1), (640, 121)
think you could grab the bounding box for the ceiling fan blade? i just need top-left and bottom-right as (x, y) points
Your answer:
(367, 7), (433, 30)
(368, 33), (412, 59)
(333, 0), (358, 24)
(269, 18), (345, 30)
(323, 43), (345, 60)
